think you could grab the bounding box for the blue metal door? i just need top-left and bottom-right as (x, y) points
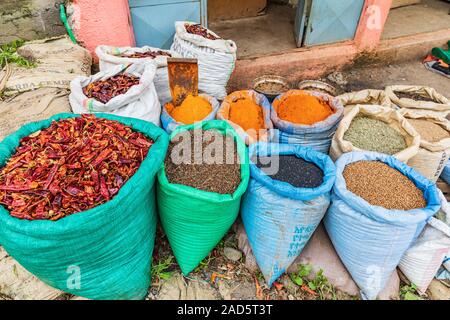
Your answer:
(129, 0), (208, 49)
(296, 0), (365, 47)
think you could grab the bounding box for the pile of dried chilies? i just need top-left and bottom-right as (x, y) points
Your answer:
(0, 115), (153, 221)
(120, 50), (172, 59)
(83, 74), (141, 104)
(185, 23), (220, 40)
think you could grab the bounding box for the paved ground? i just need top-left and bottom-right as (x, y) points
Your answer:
(325, 58), (449, 98)
(382, 0), (450, 40)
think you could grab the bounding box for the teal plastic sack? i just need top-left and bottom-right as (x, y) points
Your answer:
(324, 151), (440, 299)
(0, 113), (169, 300)
(157, 120), (249, 275)
(271, 90), (344, 154)
(241, 143), (336, 286)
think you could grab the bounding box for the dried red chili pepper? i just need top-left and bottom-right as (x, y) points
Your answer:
(82, 74), (141, 104)
(120, 50), (172, 59)
(0, 115), (154, 221)
(185, 23), (220, 40)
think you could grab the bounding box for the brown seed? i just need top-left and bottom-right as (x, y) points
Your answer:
(165, 129), (241, 194)
(343, 160), (426, 210)
(407, 118), (449, 143)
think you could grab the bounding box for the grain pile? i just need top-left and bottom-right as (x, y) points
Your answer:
(274, 93), (335, 125)
(165, 95), (212, 125)
(344, 116), (407, 155)
(255, 155), (323, 188)
(395, 91), (435, 103)
(228, 98), (265, 133)
(343, 160), (426, 210)
(165, 129), (241, 194)
(407, 118), (449, 143)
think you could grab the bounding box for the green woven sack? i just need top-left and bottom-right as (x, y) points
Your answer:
(0, 113), (169, 300)
(157, 120), (249, 274)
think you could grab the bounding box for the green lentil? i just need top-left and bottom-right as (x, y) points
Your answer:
(344, 116), (407, 155)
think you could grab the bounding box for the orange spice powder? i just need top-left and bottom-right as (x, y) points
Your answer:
(166, 94), (212, 124)
(274, 92), (334, 125)
(228, 98), (265, 132)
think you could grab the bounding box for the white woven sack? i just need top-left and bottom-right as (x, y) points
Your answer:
(95, 45), (182, 105)
(170, 21), (237, 100)
(402, 110), (450, 182)
(399, 190), (450, 293)
(69, 62), (161, 125)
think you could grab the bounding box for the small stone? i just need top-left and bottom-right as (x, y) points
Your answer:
(327, 71), (347, 86)
(157, 273), (219, 300)
(428, 279), (450, 300)
(223, 247), (242, 262)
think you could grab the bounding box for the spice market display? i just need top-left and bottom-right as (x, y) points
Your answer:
(0, 16), (449, 303)
(343, 116), (407, 155)
(165, 94), (212, 125)
(273, 91), (335, 125)
(255, 155), (323, 188)
(164, 129), (241, 194)
(343, 160), (426, 210)
(185, 23), (220, 40)
(0, 115), (153, 221)
(407, 118), (449, 143)
(120, 50), (172, 59)
(82, 74), (141, 104)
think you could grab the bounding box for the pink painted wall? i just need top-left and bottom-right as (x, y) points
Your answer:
(354, 0), (393, 50)
(70, 0), (135, 60)
(71, 0), (392, 59)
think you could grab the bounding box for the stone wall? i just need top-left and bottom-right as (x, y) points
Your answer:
(0, 0), (66, 44)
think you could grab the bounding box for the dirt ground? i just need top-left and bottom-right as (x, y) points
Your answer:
(327, 59), (449, 98)
(147, 225), (357, 301)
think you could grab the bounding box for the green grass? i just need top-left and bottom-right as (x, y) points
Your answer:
(151, 256), (175, 282)
(0, 39), (37, 69)
(289, 264), (337, 300)
(400, 283), (422, 300)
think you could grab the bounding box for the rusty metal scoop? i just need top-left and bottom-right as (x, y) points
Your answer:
(167, 58), (199, 106)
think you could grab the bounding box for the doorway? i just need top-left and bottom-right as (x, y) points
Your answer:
(209, 0), (365, 59)
(209, 1), (297, 58)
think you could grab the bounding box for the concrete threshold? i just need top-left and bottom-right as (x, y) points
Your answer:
(228, 28), (450, 92)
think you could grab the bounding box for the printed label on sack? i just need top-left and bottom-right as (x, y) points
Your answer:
(287, 225), (316, 258)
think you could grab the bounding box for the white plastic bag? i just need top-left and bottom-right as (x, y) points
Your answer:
(402, 111), (450, 182)
(336, 89), (392, 115)
(95, 45), (181, 105)
(69, 63), (161, 125)
(329, 105), (420, 163)
(170, 21), (237, 100)
(386, 85), (450, 117)
(399, 190), (450, 294)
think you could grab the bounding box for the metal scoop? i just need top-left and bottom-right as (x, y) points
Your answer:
(167, 58), (199, 106)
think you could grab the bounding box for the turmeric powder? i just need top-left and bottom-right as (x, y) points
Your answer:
(166, 95), (212, 124)
(228, 98), (265, 132)
(274, 92), (334, 125)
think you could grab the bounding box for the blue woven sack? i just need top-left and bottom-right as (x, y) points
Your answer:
(271, 90), (344, 154)
(241, 142), (336, 285)
(324, 151), (440, 299)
